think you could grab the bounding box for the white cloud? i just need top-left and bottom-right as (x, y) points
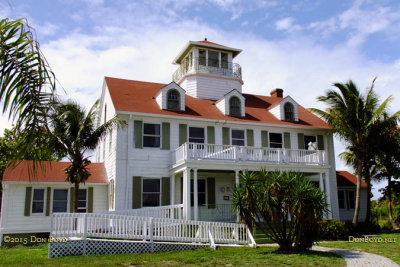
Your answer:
(275, 17), (302, 32)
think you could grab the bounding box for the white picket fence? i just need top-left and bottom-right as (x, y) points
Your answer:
(51, 213), (256, 248)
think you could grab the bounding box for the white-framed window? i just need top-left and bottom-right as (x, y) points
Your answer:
(189, 127), (205, 143)
(337, 190), (356, 210)
(269, 133), (283, 148)
(208, 50), (219, 67)
(31, 188), (45, 214)
(229, 96), (241, 117)
(284, 102), (294, 121)
(143, 123), (161, 148)
(199, 49), (206, 66)
(52, 189), (68, 213)
(77, 189), (87, 213)
(304, 135), (317, 150)
(142, 178), (161, 207)
(191, 179), (206, 206)
(231, 129), (245, 146)
(167, 89), (180, 110)
(221, 52), (228, 68)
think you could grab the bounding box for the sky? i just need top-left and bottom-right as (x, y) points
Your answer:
(1, 0), (400, 199)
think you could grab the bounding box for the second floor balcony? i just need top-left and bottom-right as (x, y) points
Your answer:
(172, 57), (242, 83)
(172, 143), (328, 168)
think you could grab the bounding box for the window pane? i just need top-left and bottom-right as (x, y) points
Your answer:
(269, 133), (282, 143)
(232, 139), (245, 146)
(53, 189), (68, 201)
(304, 135), (317, 150)
(189, 127), (204, 138)
(143, 194), (160, 207)
(348, 191), (355, 209)
(143, 124), (160, 135)
(53, 201), (67, 212)
(143, 179), (160, 193)
(232, 130), (244, 139)
(143, 136), (160, 147)
(338, 191), (345, 209)
(199, 50), (206, 65)
(208, 50), (219, 67)
(33, 189), (44, 201)
(78, 189), (87, 201)
(198, 180), (206, 192)
(198, 193), (206, 205)
(221, 53), (228, 68)
(32, 202), (44, 213)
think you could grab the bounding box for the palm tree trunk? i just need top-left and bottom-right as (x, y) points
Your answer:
(387, 176), (400, 231)
(352, 162), (362, 225)
(364, 172), (371, 223)
(74, 182), (80, 213)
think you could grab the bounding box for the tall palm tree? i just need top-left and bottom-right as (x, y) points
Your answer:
(1, 18), (56, 168)
(310, 79), (400, 225)
(49, 100), (125, 212)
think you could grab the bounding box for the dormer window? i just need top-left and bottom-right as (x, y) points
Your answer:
(167, 89), (180, 110)
(284, 102), (294, 121)
(229, 96), (241, 117)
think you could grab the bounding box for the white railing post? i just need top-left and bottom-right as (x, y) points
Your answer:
(247, 227), (257, 247)
(208, 227), (216, 250)
(149, 218), (154, 252)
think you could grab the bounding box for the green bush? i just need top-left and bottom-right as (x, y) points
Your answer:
(318, 219), (349, 240)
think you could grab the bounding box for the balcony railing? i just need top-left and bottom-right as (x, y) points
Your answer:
(172, 143), (328, 167)
(172, 57), (242, 83)
(192, 204), (236, 223)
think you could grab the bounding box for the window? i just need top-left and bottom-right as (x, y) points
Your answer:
(77, 189), (87, 213)
(32, 189), (45, 214)
(232, 129), (245, 146)
(142, 179), (160, 207)
(221, 52), (228, 68)
(338, 190), (345, 209)
(347, 191), (355, 209)
(143, 123), (161, 148)
(199, 49), (206, 66)
(284, 102), (294, 121)
(208, 50), (219, 67)
(229, 96), (241, 117)
(167, 90), (180, 110)
(304, 135), (317, 150)
(269, 133), (283, 148)
(189, 127), (205, 143)
(191, 179), (206, 206)
(53, 189), (68, 213)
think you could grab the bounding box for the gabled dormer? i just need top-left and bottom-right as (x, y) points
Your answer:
(268, 89), (299, 122)
(155, 82), (185, 111)
(172, 39), (243, 100)
(216, 89), (245, 117)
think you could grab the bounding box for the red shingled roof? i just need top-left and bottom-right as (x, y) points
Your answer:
(198, 40), (225, 47)
(105, 77), (331, 129)
(336, 171), (368, 187)
(3, 161), (108, 183)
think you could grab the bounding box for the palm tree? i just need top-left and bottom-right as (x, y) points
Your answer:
(1, 18), (56, 168)
(310, 79), (400, 225)
(49, 100), (125, 212)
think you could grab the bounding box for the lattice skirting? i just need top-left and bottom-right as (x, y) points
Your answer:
(48, 239), (209, 258)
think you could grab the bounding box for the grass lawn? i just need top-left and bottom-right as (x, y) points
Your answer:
(320, 233), (400, 264)
(0, 244), (345, 267)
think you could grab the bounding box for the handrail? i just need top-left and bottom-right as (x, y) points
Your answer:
(100, 204), (184, 220)
(51, 212), (255, 247)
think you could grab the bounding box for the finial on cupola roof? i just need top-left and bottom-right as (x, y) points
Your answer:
(204, 38), (207, 41)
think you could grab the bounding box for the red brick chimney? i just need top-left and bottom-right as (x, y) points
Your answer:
(270, 88), (283, 98)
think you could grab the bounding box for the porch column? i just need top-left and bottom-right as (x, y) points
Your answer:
(183, 168), (191, 220)
(325, 171), (332, 219)
(319, 172), (324, 192)
(170, 173), (175, 205)
(193, 168), (198, 221)
(235, 170), (240, 223)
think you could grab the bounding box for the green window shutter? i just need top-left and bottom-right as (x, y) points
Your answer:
(88, 187), (94, 213)
(261, 131), (269, 147)
(132, 176), (142, 209)
(317, 135), (325, 150)
(162, 122), (170, 150)
(45, 187), (51, 216)
(162, 177), (170, 206)
(284, 132), (291, 149)
(69, 188), (75, 213)
(179, 124), (187, 146)
(24, 187), (32, 216)
(134, 120), (143, 148)
(246, 129), (254, 147)
(222, 127), (230, 145)
(207, 126), (215, 144)
(298, 133), (305, 149)
(207, 177), (216, 209)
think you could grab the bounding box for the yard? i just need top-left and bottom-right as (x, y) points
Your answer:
(0, 244), (345, 267)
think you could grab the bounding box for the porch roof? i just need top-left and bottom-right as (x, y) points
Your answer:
(336, 171), (367, 187)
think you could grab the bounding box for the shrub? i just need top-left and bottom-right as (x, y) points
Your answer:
(318, 219), (349, 240)
(232, 170), (328, 252)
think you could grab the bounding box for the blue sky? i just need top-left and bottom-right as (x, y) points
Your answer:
(1, 0), (400, 198)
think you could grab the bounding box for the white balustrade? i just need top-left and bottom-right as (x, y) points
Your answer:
(172, 143), (327, 166)
(100, 204), (184, 220)
(51, 213), (255, 247)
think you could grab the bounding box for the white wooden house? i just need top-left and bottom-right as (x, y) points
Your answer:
(0, 40), (368, 242)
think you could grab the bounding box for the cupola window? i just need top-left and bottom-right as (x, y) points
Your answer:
(229, 96), (241, 117)
(284, 102), (294, 121)
(167, 89), (180, 110)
